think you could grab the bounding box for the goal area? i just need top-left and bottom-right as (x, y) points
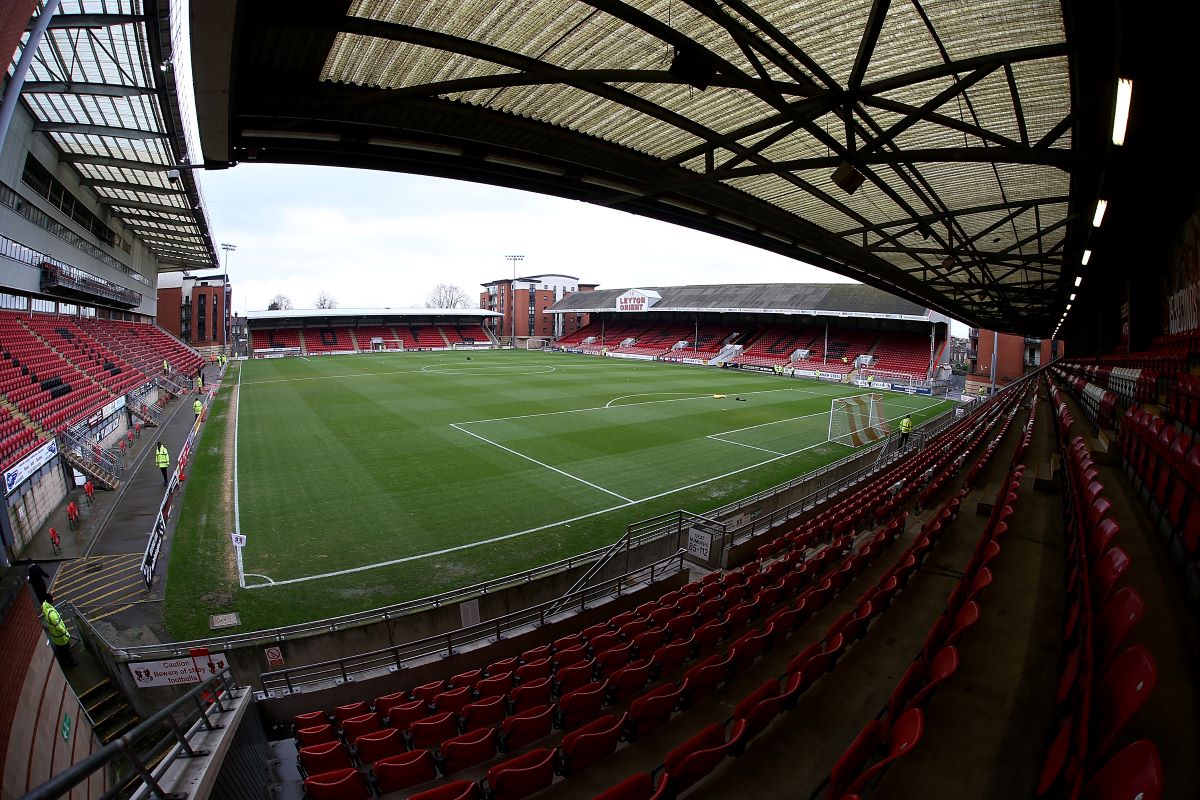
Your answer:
(828, 393), (892, 447)
(525, 338), (550, 350)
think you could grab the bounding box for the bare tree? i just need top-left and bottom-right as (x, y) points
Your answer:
(315, 291), (338, 309)
(267, 294), (293, 311)
(425, 283), (472, 309)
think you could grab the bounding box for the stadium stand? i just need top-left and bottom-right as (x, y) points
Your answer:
(303, 328), (355, 355)
(266, 383), (1041, 800)
(729, 325), (821, 368)
(354, 325), (405, 351)
(863, 332), (943, 379)
(412, 327), (448, 349)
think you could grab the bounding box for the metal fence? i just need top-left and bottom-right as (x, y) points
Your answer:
(258, 551), (688, 694)
(23, 668), (242, 800)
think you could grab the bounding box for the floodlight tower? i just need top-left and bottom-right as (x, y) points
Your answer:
(221, 243), (236, 349)
(505, 254), (524, 342)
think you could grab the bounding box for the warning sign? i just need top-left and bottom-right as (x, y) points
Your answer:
(264, 646), (285, 668)
(128, 651), (228, 688)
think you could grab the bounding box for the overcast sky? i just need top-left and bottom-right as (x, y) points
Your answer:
(198, 164), (968, 336)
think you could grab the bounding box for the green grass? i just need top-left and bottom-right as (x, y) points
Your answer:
(163, 350), (953, 638)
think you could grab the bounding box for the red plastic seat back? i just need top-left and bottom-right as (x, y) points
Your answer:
(560, 713), (625, 773)
(441, 727), (498, 774)
(1080, 740), (1163, 800)
(501, 704), (553, 751)
(487, 748), (556, 800)
(1091, 645), (1158, 761)
(303, 767), (371, 800)
(1095, 587), (1145, 670)
(408, 779), (479, 800)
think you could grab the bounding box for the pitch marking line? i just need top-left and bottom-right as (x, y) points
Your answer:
(707, 437), (788, 456)
(244, 437), (830, 589)
(459, 385), (842, 427)
(450, 423), (633, 503)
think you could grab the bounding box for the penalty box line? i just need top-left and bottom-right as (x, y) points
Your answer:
(243, 436), (831, 589)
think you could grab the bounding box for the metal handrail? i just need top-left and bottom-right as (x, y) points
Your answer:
(104, 535), (677, 660)
(259, 551), (687, 693)
(23, 668), (241, 800)
(545, 529), (631, 616)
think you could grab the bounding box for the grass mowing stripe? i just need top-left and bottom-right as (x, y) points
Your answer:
(164, 350), (956, 637)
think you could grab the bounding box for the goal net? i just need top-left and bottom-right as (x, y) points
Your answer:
(525, 338), (549, 350)
(828, 393), (892, 447)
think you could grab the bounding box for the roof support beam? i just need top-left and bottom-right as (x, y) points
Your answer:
(849, 0), (891, 91)
(838, 195), (1070, 236)
(859, 42), (1069, 96)
(30, 13), (143, 29)
(88, 179), (183, 196)
(107, 198), (194, 216)
(718, 146), (1076, 177)
(33, 121), (166, 139)
(21, 81), (153, 97)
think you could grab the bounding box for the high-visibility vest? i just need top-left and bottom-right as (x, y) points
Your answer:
(42, 601), (70, 646)
(162, 360), (168, 371)
(900, 418), (913, 434)
(155, 446), (170, 468)
(193, 399), (203, 415)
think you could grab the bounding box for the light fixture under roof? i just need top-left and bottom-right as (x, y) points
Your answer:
(1093, 200), (1108, 228)
(1113, 78), (1133, 146)
(1082, 249), (1092, 265)
(1070, 293), (1076, 301)
(1066, 303), (1072, 310)
(1074, 276), (1082, 287)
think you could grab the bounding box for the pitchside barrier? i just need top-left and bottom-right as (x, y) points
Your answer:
(140, 386), (216, 589)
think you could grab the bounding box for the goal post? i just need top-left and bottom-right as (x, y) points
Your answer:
(828, 393), (893, 447)
(525, 338), (549, 350)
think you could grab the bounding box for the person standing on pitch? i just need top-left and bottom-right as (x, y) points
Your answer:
(899, 414), (914, 447)
(40, 593), (76, 668)
(155, 441), (170, 485)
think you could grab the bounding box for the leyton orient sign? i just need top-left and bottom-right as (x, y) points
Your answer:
(616, 289), (661, 312)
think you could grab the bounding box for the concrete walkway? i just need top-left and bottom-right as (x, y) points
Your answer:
(16, 368), (226, 628)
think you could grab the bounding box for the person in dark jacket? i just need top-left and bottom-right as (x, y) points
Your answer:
(27, 562), (50, 602)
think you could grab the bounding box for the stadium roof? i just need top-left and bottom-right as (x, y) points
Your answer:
(247, 307), (500, 322)
(9, 0), (218, 271)
(550, 282), (933, 321)
(190, 0), (1123, 335)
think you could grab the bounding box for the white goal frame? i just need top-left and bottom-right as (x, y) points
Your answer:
(828, 393), (892, 447)
(525, 338), (549, 350)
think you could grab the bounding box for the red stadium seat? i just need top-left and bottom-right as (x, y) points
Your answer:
(296, 723), (337, 748)
(510, 676), (553, 713)
(501, 704), (554, 751)
(461, 693), (508, 732)
(475, 671), (515, 700)
(1081, 740), (1163, 800)
(407, 711), (458, 750)
(339, 712), (383, 745)
(303, 767), (371, 800)
(556, 659), (595, 696)
(681, 654), (730, 707)
(595, 642), (634, 677)
(844, 708), (925, 796)
(558, 680), (607, 729)
(293, 709), (327, 731)
(408, 779), (480, 800)
(440, 726), (498, 774)
(607, 659), (651, 704)
(1090, 645), (1158, 762)
(1094, 587), (1145, 671)
(487, 747), (557, 800)
(333, 701), (369, 724)
(353, 727), (405, 766)
(433, 686), (474, 715)
(516, 657), (552, 684)
(560, 713), (626, 774)
(374, 753), (441, 796)
(628, 683), (681, 740)
(589, 772), (667, 800)
(298, 741), (352, 777)
(661, 722), (735, 796)
(383, 698), (428, 730)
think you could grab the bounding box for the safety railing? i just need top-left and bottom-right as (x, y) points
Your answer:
(58, 424), (124, 477)
(258, 551), (688, 694)
(22, 668), (241, 800)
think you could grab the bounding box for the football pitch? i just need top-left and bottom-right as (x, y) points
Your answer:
(164, 350), (954, 637)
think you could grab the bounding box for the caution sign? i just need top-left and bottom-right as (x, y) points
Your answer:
(264, 646), (285, 668)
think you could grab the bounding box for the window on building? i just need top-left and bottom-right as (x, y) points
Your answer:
(0, 292), (27, 310)
(32, 298), (55, 312)
(21, 155), (122, 250)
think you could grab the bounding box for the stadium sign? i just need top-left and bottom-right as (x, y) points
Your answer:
(615, 289), (661, 312)
(4, 439), (58, 495)
(127, 651), (229, 688)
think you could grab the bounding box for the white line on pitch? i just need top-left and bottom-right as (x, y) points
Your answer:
(708, 407), (831, 436)
(449, 423), (633, 503)
(233, 372), (245, 589)
(707, 436), (788, 456)
(247, 437), (830, 588)
(459, 385), (840, 426)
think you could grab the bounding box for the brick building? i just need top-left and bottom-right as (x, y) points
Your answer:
(156, 272), (233, 349)
(966, 328), (1065, 393)
(479, 274), (596, 340)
